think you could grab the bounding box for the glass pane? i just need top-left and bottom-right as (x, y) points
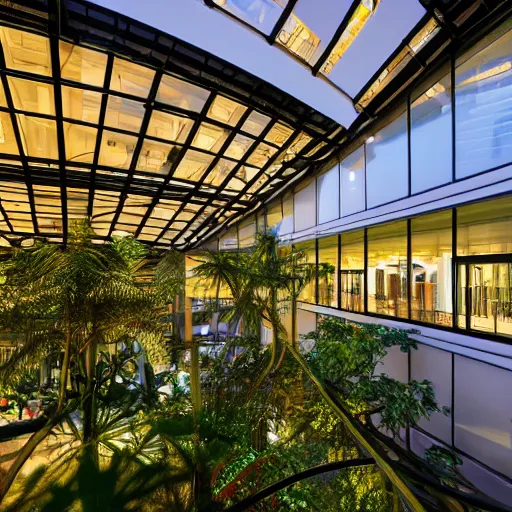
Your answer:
(318, 235), (338, 307)
(340, 146), (365, 216)
(208, 96), (246, 126)
(411, 73), (452, 194)
(192, 123), (230, 152)
(110, 57), (155, 98)
(64, 122), (98, 164)
(16, 115), (58, 159)
(367, 220), (408, 318)
(411, 210), (453, 326)
(455, 28), (512, 179)
(266, 200), (282, 232)
(104, 96), (145, 132)
(98, 130), (138, 169)
(242, 110), (271, 137)
(0, 26), (51, 76)
(8, 77), (55, 115)
(173, 150), (214, 181)
(246, 142), (277, 167)
(341, 229), (364, 312)
(296, 240), (316, 303)
(157, 75), (210, 112)
(213, 0), (287, 35)
(137, 140), (180, 174)
(59, 41), (107, 87)
(366, 112), (408, 208)
(457, 196), (512, 255)
(294, 179), (316, 231)
(281, 193), (293, 235)
(317, 164), (339, 224)
(238, 216), (256, 248)
(220, 228), (238, 251)
(265, 122), (293, 146)
(224, 134), (254, 160)
(205, 159), (236, 187)
(147, 110), (194, 143)
(0, 112), (20, 155)
(62, 86), (102, 124)
(277, 14), (321, 64)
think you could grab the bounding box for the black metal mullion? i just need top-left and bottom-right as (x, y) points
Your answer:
(311, 0), (361, 76)
(452, 208), (457, 329)
(337, 233), (341, 309)
(451, 51), (456, 183)
(134, 93), (217, 238)
(0, 201), (13, 233)
(315, 238), (319, 305)
(407, 218), (412, 320)
(0, 73), (39, 235)
(267, 0), (300, 44)
(407, 92), (412, 197)
(107, 71), (163, 237)
(364, 228), (368, 313)
(87, 54), (114, 218)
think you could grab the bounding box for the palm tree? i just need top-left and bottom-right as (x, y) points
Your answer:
(0, 221), (184, 502)
(193, 230), (312, 392)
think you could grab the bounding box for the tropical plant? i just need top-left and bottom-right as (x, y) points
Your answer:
(0, 221), (184, 501)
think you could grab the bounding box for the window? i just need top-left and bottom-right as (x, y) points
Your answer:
(340, 229), (365, 312)
(455, 27), (512, 179)
(281, 193), (294, 235)
(266, 200), (282, 233)
(318, 236), (338, 307)
(340, 146), (365, 216)
(411, 210), (452, 326)
(296, 240), (316, 303)
(365, 113), (408, 208)
(317, 163), (340, 224)
(294, 179), (316, 231)
(220, 227), (238, 251)
(239, 216), (256, 248)
(367, 220), (408, 318)
(411, 72), (452, 193)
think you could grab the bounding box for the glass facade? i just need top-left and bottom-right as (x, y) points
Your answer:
(295, 240), (316, 304)
(340, 146), (365, 217)
(317, 164), (340, 224)
(318, 236), (338, 307)
(341, 229), (365, 312)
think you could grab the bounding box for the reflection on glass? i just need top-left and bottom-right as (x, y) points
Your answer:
(8, 77), (55, 115)
(193, 123), (230, 152)
(411, 73), (452, 194)
(277, 14), (320, 64)
(318, 236), (338, 307)
(455, 28), (511, 178)
(265, 122), (293, 146)
(137, 140), (180, 174)
(239, 216), (256, 248)
(208, 96), (246, 126)
(246, 142), (277, 167)
(62, 86), (102, 124)
(0, 112), (20, 155)
(340, 146), (365, 217)
(0, 26), (51, 76)
(157, 75), (210, 112)
(317, 164), (339, 224)
(104, 96), (145, 132)
(16, 115), (58, 159)
(213, 0), (287, 36)
(220, 227), (238, 251)
(98, 130), (138, 169)
(459, 263), (512, 337)
(224, 134), (254, 160)
(296, 240), (316, 303)
(266, 200), (282, 233)
(341, 230), (364, 312)
(411, 211), (452, 326)
(147, 111), (194, 143)
(173, 150), (214, 181)
(281, 193), (293, 235)
(110, 57), (155, 98)
(204, 159), (236, 187)
(64, 122), (98, 164)
(367, 221), (408, 318)
(366, 113), (408, 208)
(59, 41), (107, 87)
(242, 110), (271, 136)
(457, 196), (512, 256)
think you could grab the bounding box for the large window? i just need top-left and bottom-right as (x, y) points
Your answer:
(411, 211), (453, 326)
(266, 200), (282, 233)
(281, 193), (294, 235)
(239, 216), (256, 249)
(455, 26), (512, 179)
(457, 197), (512, 337)
(411, 71), (452, 194)
(318, 236), (338, 307)
(340, 146), (365, 216)
(296, 240), (316, 304)
(317, 164), (340, 224)
(294, 179), (316, 231)
(220, 227), (238, 251)
(340, 229), (365, 312)
(366, 113), (408, 208)
(367, 220), (408, 318)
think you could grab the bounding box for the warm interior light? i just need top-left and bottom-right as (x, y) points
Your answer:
(322, 0), (379, 75)
(278, 14), (320, 64)
(0, 120), (4, 144)
(458, 61), (511, 87)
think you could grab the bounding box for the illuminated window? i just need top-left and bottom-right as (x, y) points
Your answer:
(62, 86), (102, 124)
(98, 130), (138, 170)
(277, 14), (320, 64)
(340, 146), (365, 216)
(0, 112), (20, 155)
(60, 41), (107, 87)
(411, 211), (452, 326)
(157, 75), (210, 112)
(193, 123), (230, 153)
(296, 240), (316, 303)
(242, 111), (271, 137)
(341, 229), (364, 312)
(104, 96), (145, 133)
(318, 236), (338, 307)
(367, 220), (408, 318)
(64, 123), (98, 164)
(239, 216), (256, 248)
(8, 77), (55, 115)
(317, 163), (339, 224)
(137, 140), (179, 174)
(147, 111), (194, 143)
(208, 96), (246, 126)
(16, 115), (58, 159)
(110, 57), (155, 98)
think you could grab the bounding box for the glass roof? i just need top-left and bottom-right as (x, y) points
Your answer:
(0, 5), (339, 249)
